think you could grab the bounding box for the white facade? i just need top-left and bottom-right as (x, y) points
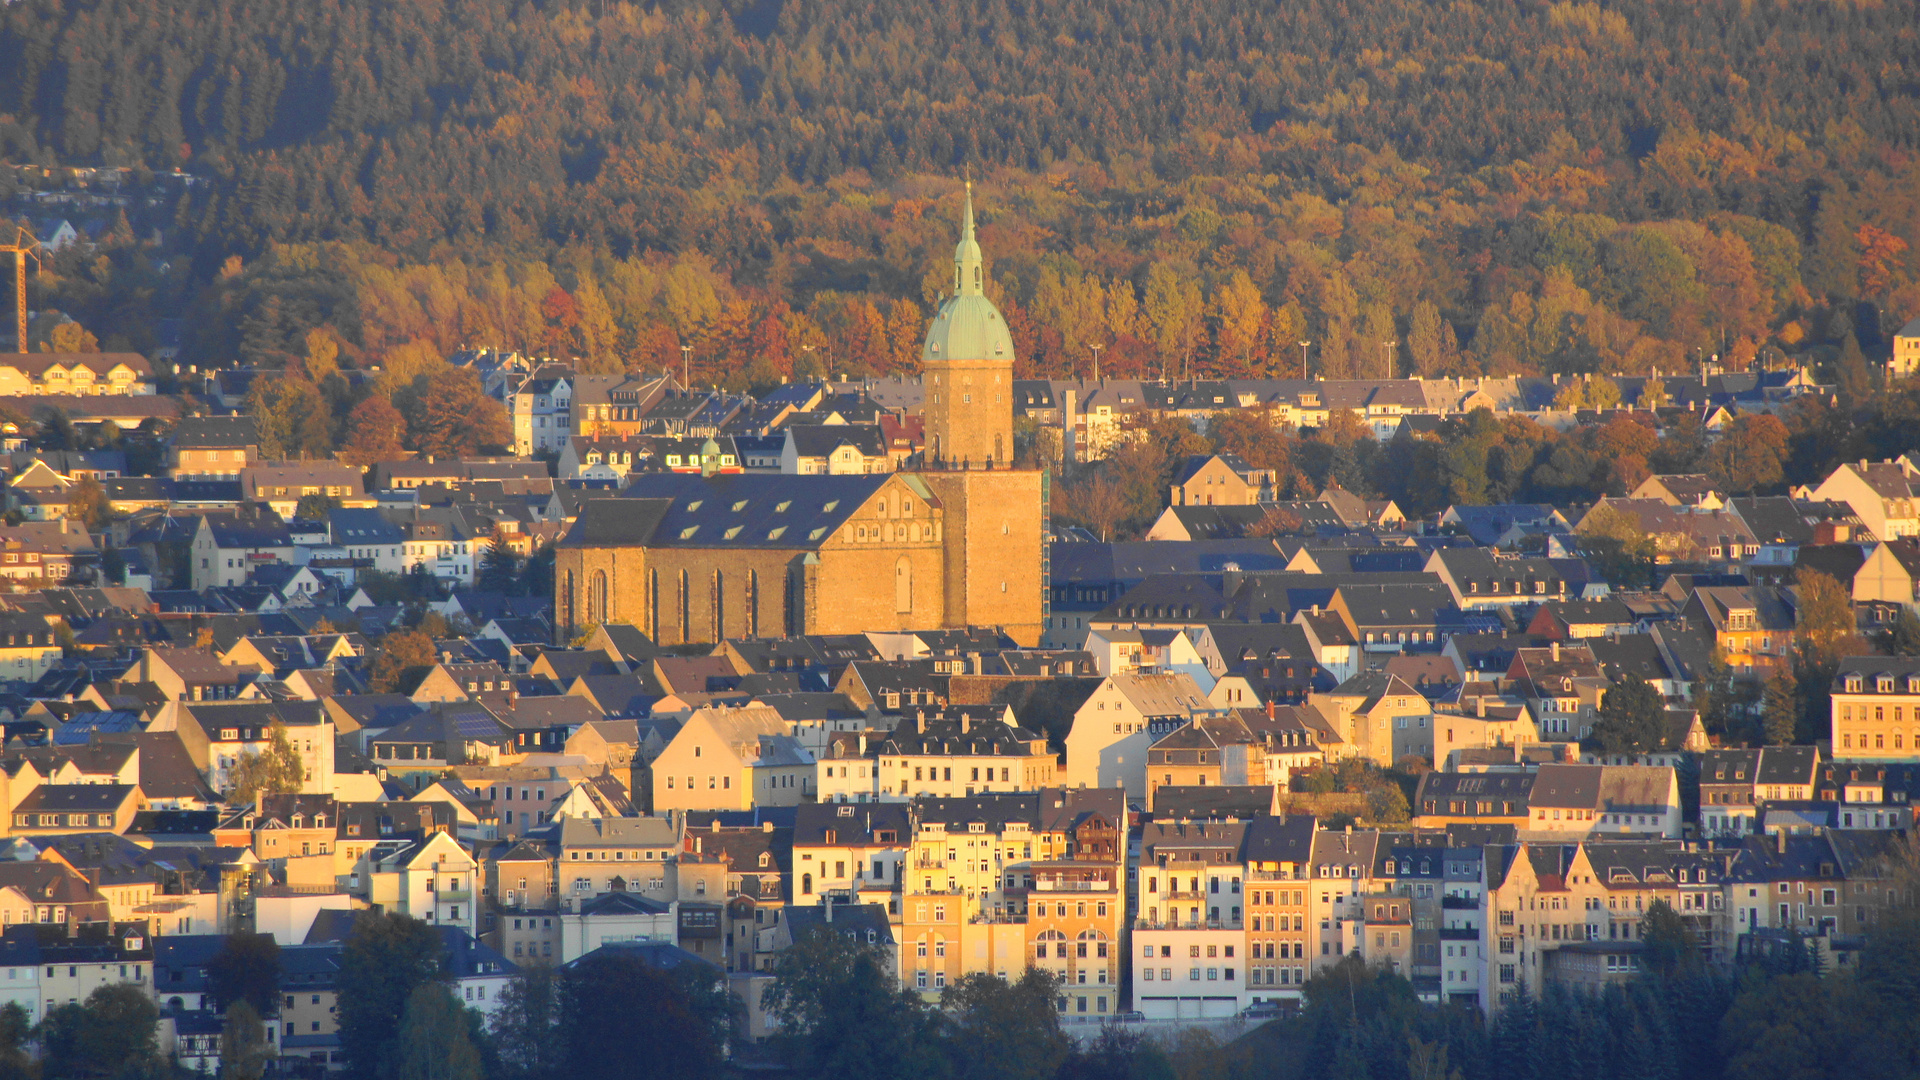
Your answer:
(559, 901), (678, 963)
(1131, 927), (1253, 1020)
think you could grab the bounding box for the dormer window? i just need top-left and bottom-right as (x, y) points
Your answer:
(1879, 676), (1895, 694)
(1847, 675), (1864, 693)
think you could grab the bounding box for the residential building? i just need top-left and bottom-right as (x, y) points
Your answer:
(1133, 819), (1250, 1020)
(168, 417), (260, 479)
(646, 705), (812, 813)
(189, 511), (295, 591)
(1831, 657), (1920, 759)
(0, 353), (153, 396)
(1063, 671), (1216, 797)
(896, 789), (1126, 1014)
(353, 830), (480, 937)
(872, 709), (1055, 800)
(1169, 454), (1272, 507)
(1806, 458), (1920, 541)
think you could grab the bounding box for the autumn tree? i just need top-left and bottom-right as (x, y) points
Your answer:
(227, 720), (307, 802)
(368, 628), (436, 693)
(66, 475), (108, 530)
(1707, 413), (1790, 493)
(340, 396), (409, 466)
(396, 985), (485, 1080)
(220, 1002), (273, 1080)
(403, 368), (511, 459)
(1792, 568), (1870, 744)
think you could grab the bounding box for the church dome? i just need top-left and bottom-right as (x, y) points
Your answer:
(923, 293), (1014, 364)
(922, 180), (1014, 365)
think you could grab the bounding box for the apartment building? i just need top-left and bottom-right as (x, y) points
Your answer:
(790, 801), (909, 909)
(1831, 656), (1920, 758)
(352, 830), (480, 938)
(895, 789), (1126, 1014)
(1133, 819), (1248, 1020)
(872, 708), (1055, 800)
(1241, 814), (1316, 1002)
(1064, 671), (1217, 797)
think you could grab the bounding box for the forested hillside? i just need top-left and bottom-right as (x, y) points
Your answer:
(2, 0), (1919, 382)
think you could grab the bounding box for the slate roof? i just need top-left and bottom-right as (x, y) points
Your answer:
(170, 417), (259, 450)
(792, 801), (910, 846)
(567, 473), (921, 551)
(330, 508), (405, 546)
(784, 424), (889, 458)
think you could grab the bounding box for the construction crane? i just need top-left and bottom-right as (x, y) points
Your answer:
(0, 227), (44, 355)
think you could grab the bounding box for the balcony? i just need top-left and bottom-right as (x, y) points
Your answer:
(1247, 870), (1305, 882)
(435, 890), (473, 904)
(1031, 880), (1115, 893)
(1133, 918), (1242, 932)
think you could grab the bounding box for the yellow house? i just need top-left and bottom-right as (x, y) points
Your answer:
(1831, 657), (1920, 758)
(0, 353), (153, 396)
(646, 705), (812, 813)
(896, 789), (1127, 1015)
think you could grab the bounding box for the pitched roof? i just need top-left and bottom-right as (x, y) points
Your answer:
(168, 417), (260, 450)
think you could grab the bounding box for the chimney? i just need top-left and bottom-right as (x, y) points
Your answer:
(858, 733), (867, 754)
(1550, 642), (1560, 662)
(825, 898), (834, 923)
(960, 712), (971, 734)
(1776, 828), (1787, 855)
(1476, 695), (1486, 718)
(1266, 698), (1275, 721)
(915, 710), (926, 735)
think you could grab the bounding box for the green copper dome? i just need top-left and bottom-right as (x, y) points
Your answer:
(924, 293), (1014, 363)
(923, 183), (1015, 364)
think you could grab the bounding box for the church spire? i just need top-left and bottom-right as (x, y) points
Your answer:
(954, 180), (984, 298)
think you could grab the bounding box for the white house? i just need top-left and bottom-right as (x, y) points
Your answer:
(1063, 672), (1216, 798)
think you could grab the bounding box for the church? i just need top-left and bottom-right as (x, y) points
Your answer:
(554, 186), (1047, 647)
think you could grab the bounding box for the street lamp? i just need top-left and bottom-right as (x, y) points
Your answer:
(1088, 343), (1104, 383)
(1383, 340), (1397, 381)
(1298, 341), (1310, 380)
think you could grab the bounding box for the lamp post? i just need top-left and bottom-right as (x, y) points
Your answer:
(1383, 340), (1397, 381)
(1088, 343), (1104, 383)
(1298, 341), (1310, 380)
(680, 344), (692, 391)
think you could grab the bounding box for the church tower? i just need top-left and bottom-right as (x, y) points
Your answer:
(921, 182), (1014, 469)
